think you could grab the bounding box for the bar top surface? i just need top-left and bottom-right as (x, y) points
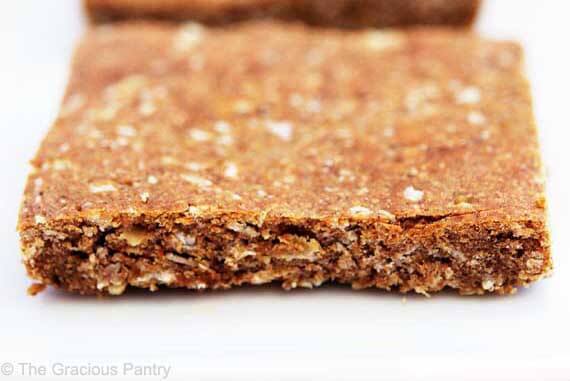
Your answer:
(19, 22), (546, 228)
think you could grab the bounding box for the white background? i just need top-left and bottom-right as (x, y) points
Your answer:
(1, 1), (569, 380)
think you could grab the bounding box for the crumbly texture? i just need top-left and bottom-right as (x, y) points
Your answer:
(84, 0), (480, 28)
(18, 22), (551, 296)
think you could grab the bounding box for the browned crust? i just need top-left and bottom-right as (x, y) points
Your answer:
(84, 0), (481, 28)
(18, 22), (550, 296)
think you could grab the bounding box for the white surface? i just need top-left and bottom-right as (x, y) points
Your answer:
(1, 1), (569, 380)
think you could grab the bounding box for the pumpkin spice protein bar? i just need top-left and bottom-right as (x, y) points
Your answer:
(18, 22), (551, 296)
(84, 0), (480, 28)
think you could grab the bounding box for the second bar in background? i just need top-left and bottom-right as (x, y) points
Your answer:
(85, 0), (480, 28)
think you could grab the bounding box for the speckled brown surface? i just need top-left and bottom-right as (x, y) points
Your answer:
(18, 22), (550, 296)
(84, 0), (480, 28)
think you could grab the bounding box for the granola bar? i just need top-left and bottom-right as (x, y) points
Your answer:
(18, 22), (551, 295)
(84, 0), (480, 28)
